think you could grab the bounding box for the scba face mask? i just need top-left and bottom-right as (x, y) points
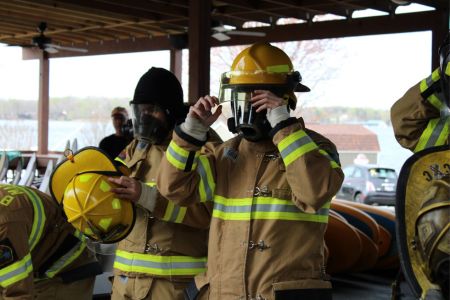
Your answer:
(131, 103), (169, 144)
(220, 84), (290, 142)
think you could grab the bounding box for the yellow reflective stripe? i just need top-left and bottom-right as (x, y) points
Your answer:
(283, 143), (317, 166)
(197, 156), (215, 202)
(162, 201), (175, 220)
(420, 69), (445, 110)
(251, 211), (328, 222)
(175, 207), (187, 223)
(114, 157), (126, 165)
(45, 231), (86, 278)
(161, 200), (187, 223)
(114, 250), (206, 276)
(414, 117), (449, 152)
(446, 62), (450, 76)
(318, 149), (340, 169)
(427, 93), (445, 111)
(212, 195), (329, 222)
(266, 64), (290, 73)
(0, 253), (33, 288)
(14, 186), (46, 251)
(166, 141), (198, 171)
(278, 130), (307, 152)
(145, 182), (156, 187)
(278, 130), (318, 166)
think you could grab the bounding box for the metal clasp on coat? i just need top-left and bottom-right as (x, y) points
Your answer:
(254, 186), (271, 197)
(248, 240), (270, 252)
(145, 242), (162, 254)
(263, 153), (279, 162)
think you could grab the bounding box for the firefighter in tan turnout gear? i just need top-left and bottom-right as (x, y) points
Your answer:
(0, 183), (101, 300)
(156, 43), (344, 299)
(392, 33), (449, 300)
(108, 67), (217, 300)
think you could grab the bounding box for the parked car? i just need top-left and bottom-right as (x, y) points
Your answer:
(336, 164), (398, 205)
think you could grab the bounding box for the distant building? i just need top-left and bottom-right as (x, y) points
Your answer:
(307, 124), (380, 168)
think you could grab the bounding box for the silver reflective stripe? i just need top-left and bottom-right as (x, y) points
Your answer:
(425, 72), (435, 87)
(115, 256), (206, 270)
(214, 202), (329, 216)
(425, 117), (448, 149)
(15, 186), (45, 251)
(44, 232), (86, 278)
(197, 159), (213, 202)
(0, 255), (32, 285)
(169, 205), (181, 222)
(167, 145), (187, 165)
(280, 135), (313, 159)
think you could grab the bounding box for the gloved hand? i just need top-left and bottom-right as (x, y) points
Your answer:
(249, 90), (290, 127)
(181, 95), (222, 140)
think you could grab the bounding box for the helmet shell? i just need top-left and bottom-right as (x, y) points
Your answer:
(63, 173), (135, 243)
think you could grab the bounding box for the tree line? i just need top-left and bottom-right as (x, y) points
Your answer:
(0, 98), (390, 124)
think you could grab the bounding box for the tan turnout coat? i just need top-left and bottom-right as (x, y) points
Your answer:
(0, 185), (96, 299)
(157, 118), (344, 299)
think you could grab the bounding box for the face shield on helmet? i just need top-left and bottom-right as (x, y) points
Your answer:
(129, 67), (186, 144)
(130, 102), (169, 144)
(219, 43), (309, 142)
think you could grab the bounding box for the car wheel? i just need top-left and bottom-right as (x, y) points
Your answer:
(354, 193), (363, 203)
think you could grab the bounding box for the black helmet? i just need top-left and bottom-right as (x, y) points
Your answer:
(130, 67), (186, 144)
(131, 67), (185, 126)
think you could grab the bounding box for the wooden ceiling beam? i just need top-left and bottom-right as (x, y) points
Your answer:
(50, 0), (161, 21)
(0, 16), (186, 40)
(95, 0), (188, 18)
(20, 9), (438, 59)
(23, 34), (172, 59)
(210, 10), (438, 47)
(5, 0), (133, 23)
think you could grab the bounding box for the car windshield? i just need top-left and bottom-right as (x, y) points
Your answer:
(368, 168), (397, 179)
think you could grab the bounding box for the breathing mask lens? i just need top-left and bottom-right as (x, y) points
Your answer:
(131, 103), (169, 144)
(219, 87), (273, 142)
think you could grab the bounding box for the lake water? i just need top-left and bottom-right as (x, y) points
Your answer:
(0, 119), (413, 173)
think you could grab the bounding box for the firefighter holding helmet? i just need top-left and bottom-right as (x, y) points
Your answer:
(107, 67), (218, 300)
(156, 43), (344, 299)
(391, 32), (449, 300)
(0, 148), (131, 298)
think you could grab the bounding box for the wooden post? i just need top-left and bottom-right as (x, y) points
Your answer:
(37, 51), (49, 155)
(188, 0), (211, 104)
(170, 48), (183, 83)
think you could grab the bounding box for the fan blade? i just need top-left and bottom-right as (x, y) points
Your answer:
(45, 43), (88, 53)
(226, 30), (266, 37)
(212, 32), (231, 41)
(44, 46), (58, 54)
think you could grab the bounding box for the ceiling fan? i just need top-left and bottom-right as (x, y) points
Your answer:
(29, 22), (88, 53)
(161, 22), (267, 44)
(211, 24), (266, 41)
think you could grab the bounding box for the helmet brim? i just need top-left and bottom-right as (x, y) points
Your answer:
(295, 83), (311, 92)
(50, 147), (130, 204)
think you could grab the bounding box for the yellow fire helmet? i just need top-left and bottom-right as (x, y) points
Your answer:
(219, 42), (310, 111)
(50, 147), (135, 244)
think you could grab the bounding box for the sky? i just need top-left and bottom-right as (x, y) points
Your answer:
(0, 4), (435, 110)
